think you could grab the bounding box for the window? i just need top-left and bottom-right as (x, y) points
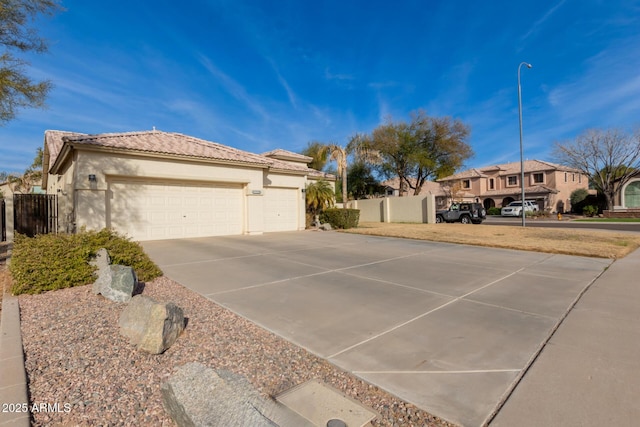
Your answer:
(572, 173), (575, 182)
(533, 173), (544, 184)
(507, 175), (518, 186)
(579, 174), (582, 183)
(564, 172), (567, 182)
(462, 179), (470, 189)
(489, 178), (495, 190)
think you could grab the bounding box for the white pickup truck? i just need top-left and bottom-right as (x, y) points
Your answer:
(501, 201), (538, 217)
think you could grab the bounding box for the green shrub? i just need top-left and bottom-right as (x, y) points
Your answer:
(487, 207), (501, 216)
(319, 208), (360, 229)
(583, 205), (598, 217)
(10, 228), (162, 295)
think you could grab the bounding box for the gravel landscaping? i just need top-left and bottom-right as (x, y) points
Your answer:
(18, 276), (456, 427)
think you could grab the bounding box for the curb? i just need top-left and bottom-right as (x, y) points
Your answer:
(0, 279), (30, 426)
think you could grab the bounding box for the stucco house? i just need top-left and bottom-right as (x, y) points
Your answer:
(381, 177), (475, 210)
(42, 130), (334, 241)
(437, 160), (589, 213)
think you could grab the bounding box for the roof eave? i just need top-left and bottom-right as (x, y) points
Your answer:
(69, 143), (270, 170)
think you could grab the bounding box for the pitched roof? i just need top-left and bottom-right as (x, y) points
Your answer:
(55, 130), (270, 167)
(482, 185), (559, 196)
(44, 130), (85, 171)
(382, 177), (448, 196)
(439, 160), (581, 181)
(438, 168), (487, 181)
(44, 130), (334, 179)
(262, 149), (312, 163)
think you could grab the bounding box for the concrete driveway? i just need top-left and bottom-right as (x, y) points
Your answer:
(143, 231), (612, 427)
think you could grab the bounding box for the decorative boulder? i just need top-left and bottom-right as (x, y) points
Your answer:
(119, 295), (185, 354)
(161, 363), (311, 427)
(93, 264), (137, 303)
(90, 248), (111, 270)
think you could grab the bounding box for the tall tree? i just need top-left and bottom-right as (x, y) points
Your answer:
(352, 110), (473, 196)
(300, 140), (329, 171)
(346, 161), (382, 199)
(1, 0), (60, 124)
(553, 128), (640, 210)
(324, 143), (348, 206)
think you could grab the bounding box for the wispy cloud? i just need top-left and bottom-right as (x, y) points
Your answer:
(266, 58), (298, 109)
(324, 68), (354, 81)
(197, 54), (270, 121)
(520, 0), (567, 43)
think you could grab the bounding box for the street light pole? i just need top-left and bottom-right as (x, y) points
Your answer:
(518, 62), (532, 227)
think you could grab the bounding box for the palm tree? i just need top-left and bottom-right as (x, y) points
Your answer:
(301, 141), (330, 171)
(323, 143), (348, 207)
(305, 180), (335, 223)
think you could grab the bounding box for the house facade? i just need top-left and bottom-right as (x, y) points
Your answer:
(437, 160), (589, 213)
(43, 130), (334, 241)
(381, 177), (475, 210)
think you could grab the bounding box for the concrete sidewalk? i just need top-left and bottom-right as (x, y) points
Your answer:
(490, 248), (640, 426)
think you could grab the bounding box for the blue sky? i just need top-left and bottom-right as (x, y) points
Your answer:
(2, 0), (640, 174)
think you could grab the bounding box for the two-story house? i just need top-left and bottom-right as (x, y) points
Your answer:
(437, 160), (589, 213)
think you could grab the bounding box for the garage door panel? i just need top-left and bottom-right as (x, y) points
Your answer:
(264, 187), (299, 232)
(109, 180), (243, 241)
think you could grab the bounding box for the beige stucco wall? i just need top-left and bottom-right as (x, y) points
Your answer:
(49, 149), (312, 236)
(348, 198), (384, 222)
(552, 171), (589, 212)
(349, 195), (436, 224)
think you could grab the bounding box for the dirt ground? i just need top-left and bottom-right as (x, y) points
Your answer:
(344, 222), (640, 259)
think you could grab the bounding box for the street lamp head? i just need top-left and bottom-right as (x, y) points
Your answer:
(525, 63), (532, 69)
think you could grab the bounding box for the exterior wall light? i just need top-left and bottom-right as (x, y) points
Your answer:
(88, 174), (97, 182)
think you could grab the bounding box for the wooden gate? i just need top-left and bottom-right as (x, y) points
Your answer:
(13, 194), (58, 237)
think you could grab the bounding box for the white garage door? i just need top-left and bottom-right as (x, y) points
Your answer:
(109, 179), (244, 241)
(264, 187), (299, 232)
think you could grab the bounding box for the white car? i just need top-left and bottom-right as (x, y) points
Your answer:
(501, 201), (537, 216)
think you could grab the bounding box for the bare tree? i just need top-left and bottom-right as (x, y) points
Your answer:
(553, 128), (640, 210)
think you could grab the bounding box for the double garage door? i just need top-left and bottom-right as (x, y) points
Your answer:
(109, 179), (243, 241)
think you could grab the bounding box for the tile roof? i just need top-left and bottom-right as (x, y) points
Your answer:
(439, 160), (581, 181)
(44, 130), (85, 170)
(438, 168), (487, 181)
(381, 177), (448, 196)
(59, 130), (270, 166)
(44, 130), (334, 179)
(482, 185), (559, 196)
(262, 149), (313, 163)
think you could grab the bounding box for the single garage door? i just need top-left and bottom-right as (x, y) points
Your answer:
(264, 187), (299, 232)
(109, 179), (244, 241)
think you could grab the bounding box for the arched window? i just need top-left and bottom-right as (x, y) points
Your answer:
(623, 180), (640, 208)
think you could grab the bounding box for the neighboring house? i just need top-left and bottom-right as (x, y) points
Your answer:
(43, 130), (334, 241)
(438, 160), (589, 213)
(381, 177), (475, 210)
(0, 179), (44, 197)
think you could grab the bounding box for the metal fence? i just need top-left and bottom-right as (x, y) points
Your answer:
(1, 199), (5, 241)
(13, 194), (58, 237)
